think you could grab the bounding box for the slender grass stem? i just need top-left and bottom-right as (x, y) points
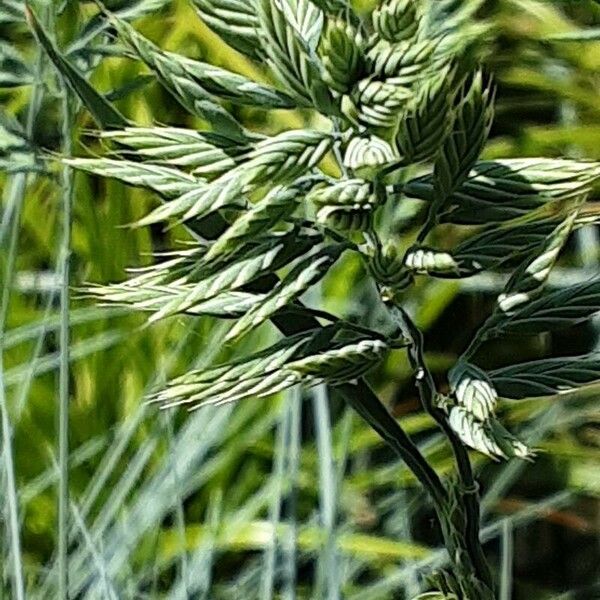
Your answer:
(260, 397), (291, 600)
(500, 519), (514, 600)
(388, 303), (493, 591)
(57, 72), (74, 600)
(282, 388), (301, 600)
(0, 180), (27, 600)
(163, 413), (189, 594)
(312, 383), (339, 600)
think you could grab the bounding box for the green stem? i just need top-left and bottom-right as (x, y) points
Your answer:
(311, 384), (340, 600)
(337, 380), (448, 510)
(387, 304), (493, 591)
(57, 73), (74, 600)
(461, 313), (501, 361)
(0, 203), (27, 600)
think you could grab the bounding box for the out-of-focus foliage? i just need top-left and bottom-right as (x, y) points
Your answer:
(1, 1), (599, 599)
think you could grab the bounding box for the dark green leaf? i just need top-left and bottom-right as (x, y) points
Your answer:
(490, 354), (600, 399)
(404, 159), (600, 224)
(489, 279), (600, 337)
(25, 5), (128, 128)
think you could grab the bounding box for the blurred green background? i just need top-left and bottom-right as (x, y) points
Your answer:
(1, 0), (600, 598)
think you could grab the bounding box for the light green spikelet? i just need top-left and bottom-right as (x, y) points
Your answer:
(488, 420), (535, 461)
(433, 71), (495, 204)
(309, 178), (379, 231)
(134, 172), (242, 226)
(86, 281), (265, 319)
(448, 407), (533, 461)
(448, 361), (497, 421)
(404, 246), (460, 276)
(110, 15), (252, 141)
(286, 338), (389, 383)
(343, 135), (395, 175)
(497, 209), (579, 314)
(242, 129), (335, 186)
(394, 66), (454, 165)
(372, 0), (420, 43)
(150, 328), (390, 409)
(225, 244), (347, 341)
(192, 0), (261, 60)
(366, 38), (437, 88)
(403, 158), (600, 224)
(448, 407), (505, 460)
(139, 129), (333, 224)
(62, 157), (199, 198)
(98, 127), (252, 177)
(203, 183), (307, 263)
(147, 245), (284, 323)
(368, 240), (410, 289)
(151, 331), (318, 409)
(257, 0), (336, 114)
(320, 209), (374, 232)
(347, 79), (411, 128)
(320, 17), (364, 95)
(146, 232), (318, 323)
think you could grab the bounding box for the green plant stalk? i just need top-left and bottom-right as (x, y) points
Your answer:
(33, 326), (222, 597)
(32, 8), (589, 595)
(267, 305), (448, 509)
(260, 399), (289, 600)
(282, 388), (301, 600)
(0, 184), (27, 600)
(57, 74), (74, 600)
(351, 491), (572, 600)
(163, 413), (189, 594)
(387, 304), (493, 592)
(70, 500), (117, 599)
(311, 383), (340, 600)
(499, 519), (513, 600)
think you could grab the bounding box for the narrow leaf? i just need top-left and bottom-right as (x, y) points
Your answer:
(404, 158), (600, 224)
(490, 354), (600, 399)
(489, 279), (600, 337)
(25, 5), (127, 128)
